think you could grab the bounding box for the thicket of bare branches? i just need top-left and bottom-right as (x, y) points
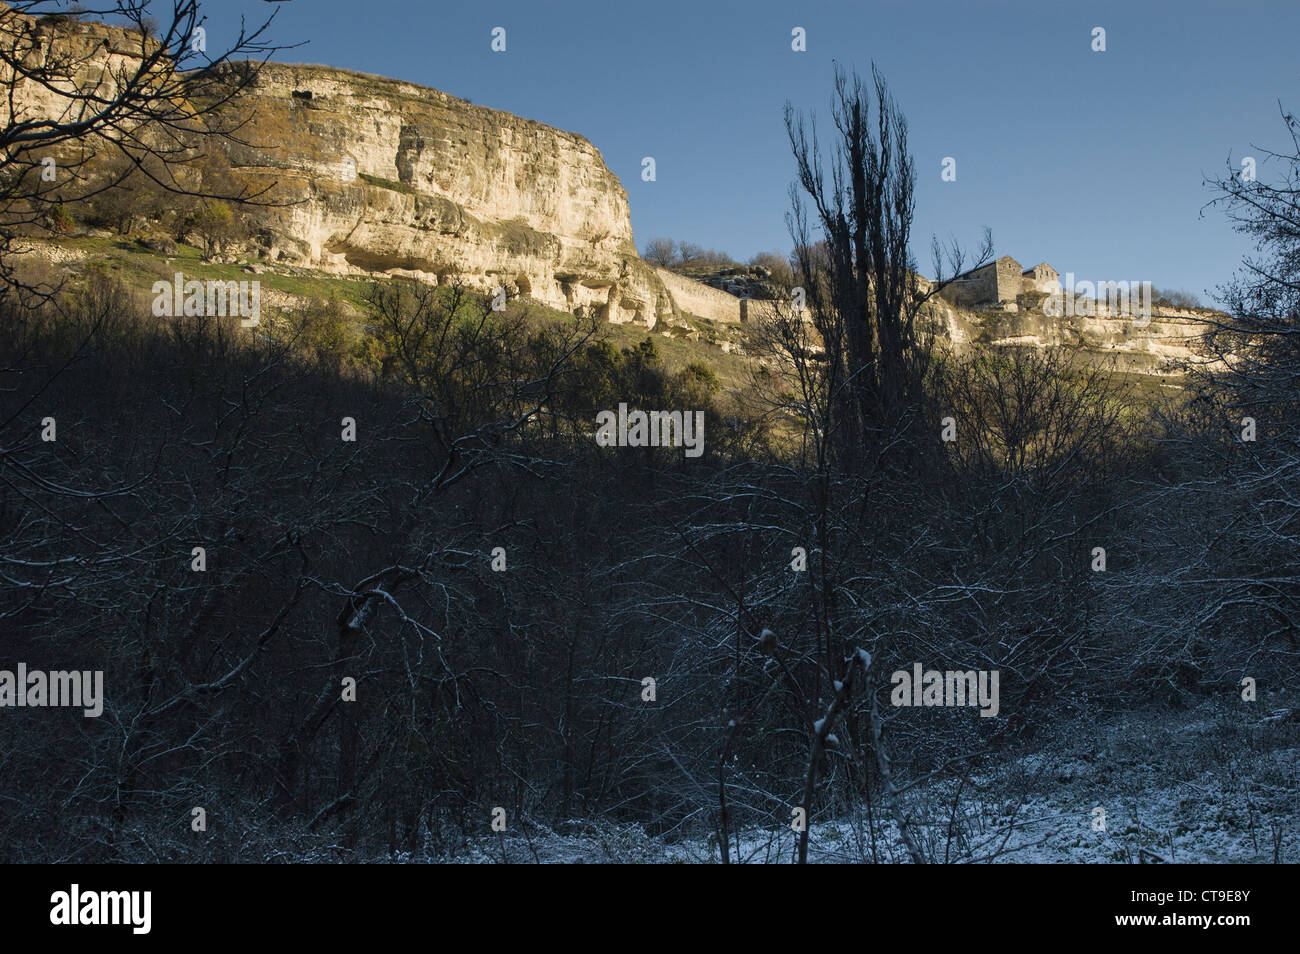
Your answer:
(0, 46), (1295, 864)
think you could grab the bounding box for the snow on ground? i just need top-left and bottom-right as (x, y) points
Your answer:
(409, 695), (1299, 863)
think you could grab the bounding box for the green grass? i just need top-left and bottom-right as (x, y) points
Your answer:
(53, 234), (378, 311)
(52, 234), (755, 391)
(600, 319), (757, 393)
(40, 233), (1193, 407)
(506, 295), (760, 395)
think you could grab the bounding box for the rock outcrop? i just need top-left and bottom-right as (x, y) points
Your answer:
(933, 300), (1214, 375)
(0, 9), (166, 120)
(216, 62), (679, 327)
(2, 11), (1217, 372)
(1, 8), (692, 327)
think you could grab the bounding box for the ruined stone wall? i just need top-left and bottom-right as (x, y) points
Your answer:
(946, 259), (1018, 306)
(991, 257), (1024, 302)
(1022, 264), (1060, 295)
(654, 267), (742, 323)
(739, 299), (780, 324)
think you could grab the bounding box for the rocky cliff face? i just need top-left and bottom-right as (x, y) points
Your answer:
(935, 301), (1214, 375)
(4, 13), (1216, 371)
(1, 7), (680, 327)
(217, 63), (673, 326)
(0, 11), (165, 129)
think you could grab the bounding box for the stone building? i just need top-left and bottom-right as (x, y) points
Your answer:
(946, 255), (1059, 309)
(1021, 261), (1059, 294)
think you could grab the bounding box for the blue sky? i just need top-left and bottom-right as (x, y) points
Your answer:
(216, 0), (1300, 300)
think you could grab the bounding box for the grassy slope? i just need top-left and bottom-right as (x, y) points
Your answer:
(40, 233), (765, 390)
(54, 234), (377, 311)
(35, 234), (1192, 411)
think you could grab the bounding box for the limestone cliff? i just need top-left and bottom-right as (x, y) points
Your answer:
(934, 300), (1214, 375)
(0, 10), (166, 118)
(216, 62), (675, 327)
(3, 11), (1215, 371)
(0, 7), (683, 327)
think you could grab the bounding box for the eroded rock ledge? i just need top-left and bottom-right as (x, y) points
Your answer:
(218, 62), (679, 327)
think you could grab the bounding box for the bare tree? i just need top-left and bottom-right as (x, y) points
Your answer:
(748, 250), (794, 288)
(784, 62), (992, 469)
(1123, 101), (1300, 698)
(0, 1), (291, 299)
(642, 236), (676, 268)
